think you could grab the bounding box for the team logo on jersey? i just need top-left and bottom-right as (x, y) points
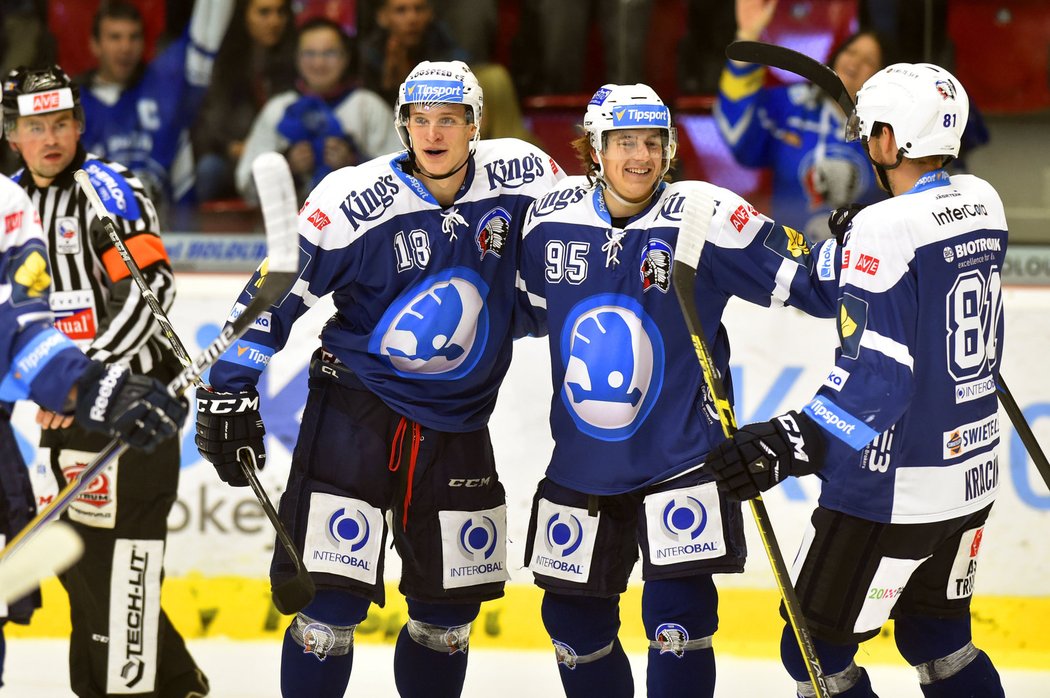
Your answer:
(639, 239), (672, 293)
(654, 623), (690, 657)
(55, 216), (80, 254)
(935, 79), (957, 101)
(838, 293), (868, 359)
(765, 225), (810, 262)
(560, 294), (664, 440)
(12, 248), (50, 302)
(475, 207), (510, 259)
(370, 266), (489, 379)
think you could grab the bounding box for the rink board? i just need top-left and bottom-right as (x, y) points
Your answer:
(9, 275), (1050, 667)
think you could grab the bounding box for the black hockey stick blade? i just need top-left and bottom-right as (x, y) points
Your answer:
(726, 40), (855, 116)
(997, 375), (1050, 492)
(672, 186), (830, 698)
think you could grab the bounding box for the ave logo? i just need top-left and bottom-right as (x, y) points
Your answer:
(32, 91), (61, 112)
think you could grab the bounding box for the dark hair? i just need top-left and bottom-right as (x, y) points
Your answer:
(827, 29), (897, 72)
(92, 0), (144, 40)
(211, 0), (296, 97)
(297, 16), (357, 82)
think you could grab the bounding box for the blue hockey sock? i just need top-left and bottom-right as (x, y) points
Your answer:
(280, 624), (354, 697)
(393, 600), (479, 698)
(895, 614), (1004, 697)
(542, 592), (633, 698)
(279, 589), (368, 697)
(643, 575), (718, 698)
(916, 649), (1003, 698)
(780, 626), (878, 697)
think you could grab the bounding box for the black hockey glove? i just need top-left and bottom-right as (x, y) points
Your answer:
(195, 386), (266, 487)
(705, 411), (825, 501)
(75, 361), (186, 452)
(828, 203), (866, 245)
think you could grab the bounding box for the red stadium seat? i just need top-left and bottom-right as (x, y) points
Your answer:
(948, 1), (1050, 114)
(296, 0), (357, 35)
(49, 0), (167, 78)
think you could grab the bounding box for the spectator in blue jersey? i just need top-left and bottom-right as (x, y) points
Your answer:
(76, 0), (234, 224)
(196, 60), (565, 697)
(0, 172), (185, 691)
(235, 17), (399, 203)
(192, 0), (296, 202)
(715, 0), (893, 241)
(514, 84), (838, 698)
(706, 64), (1009, 698)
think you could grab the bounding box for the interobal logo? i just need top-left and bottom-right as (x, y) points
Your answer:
(326, 508), (370, 552)
(660, 496), (708, 542)
(544, 512), (584, 557)
(457, 516), (499, 561)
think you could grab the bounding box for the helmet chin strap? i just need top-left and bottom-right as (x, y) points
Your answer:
(594, 151), (661, 210)
(864, 140), (905, 194)
(410, 150), (472, 181)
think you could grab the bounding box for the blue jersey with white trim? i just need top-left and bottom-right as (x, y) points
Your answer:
(517, 177), (837, 495)
(804, 172), (1008, 524)
(0, 176), (89, 412)
(208, 139), (564, 431)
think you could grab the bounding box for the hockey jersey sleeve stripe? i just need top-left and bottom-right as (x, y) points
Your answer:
(100, 234), (170, 282)
(0, 327), (79, 403)
(515, 271), (547, 309)
(803, 395), (880, 450)
(719, 63), (765, 101)
(859, 329), (914, 370)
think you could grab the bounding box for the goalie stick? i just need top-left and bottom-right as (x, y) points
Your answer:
(726, 40), (1050, 491)
(0, 153), (311, 614)
(673, 185), (830, 698)
(0, 521), (82, 606)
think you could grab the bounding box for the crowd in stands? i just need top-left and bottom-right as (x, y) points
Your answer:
(0, 0), (1043, 233)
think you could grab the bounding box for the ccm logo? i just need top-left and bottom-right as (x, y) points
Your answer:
(200, 395), (258, 414)
(448, 477), (492, 487)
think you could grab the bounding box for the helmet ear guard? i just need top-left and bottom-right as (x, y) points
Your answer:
(2, 64), (84, 135)
(582, 83), (678, 186)
(394, 60), (483, 152)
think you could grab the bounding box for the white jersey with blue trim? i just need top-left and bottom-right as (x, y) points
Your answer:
(517, 176), (838, 495)
(803, 171), (1009, 524)
(0, 175), (89, 412)
(208, 138), (564, 431)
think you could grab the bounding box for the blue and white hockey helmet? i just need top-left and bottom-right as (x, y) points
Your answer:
(846, 62), (969, 160)
(395, 60), (484, 151)
(583, 83), (678, 159)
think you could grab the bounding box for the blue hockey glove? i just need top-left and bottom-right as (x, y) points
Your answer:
(194, 386), (266, 487)
(75, 361), (186, 452)
(705, 411), (825, 501)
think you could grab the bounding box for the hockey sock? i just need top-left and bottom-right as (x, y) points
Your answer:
(393, 600), (479, 698)
(541, 592), (633, 698)
(642, 575), (718, 698)
(780, 626), (878, 697)
(915, 649), (1004, 698)
(279, 589), (368, 697)
(895, 613), (1003, 698)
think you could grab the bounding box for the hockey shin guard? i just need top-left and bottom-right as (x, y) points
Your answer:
(280, 590), (367, 697)
(894, 615), (1004, 698)
(780, 626), (878, 697)
(393, 600), (479, 698)
(541, 592), (633, 698)
(642, 575), (718, 698)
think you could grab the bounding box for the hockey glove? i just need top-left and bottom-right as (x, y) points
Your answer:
(195, 386), (266, 487)
(75, 361), (186, 452)
(828, 203), (866, 245)
(705, 411), (825, 501)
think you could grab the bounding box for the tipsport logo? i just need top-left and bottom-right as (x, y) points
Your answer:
(659, 496), (708, 543)
(457, 515), (499, 562)
(405, 80), (464, 103)
(611, 105), (670, 128)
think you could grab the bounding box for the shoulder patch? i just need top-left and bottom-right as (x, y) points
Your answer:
(82, 160), (142, 221)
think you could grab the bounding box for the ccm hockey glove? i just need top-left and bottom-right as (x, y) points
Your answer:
(828, 203), (866, 245)
(195, 386), (266, 487)
(705, 411), (825, 501)
(75, 361), (186, 452)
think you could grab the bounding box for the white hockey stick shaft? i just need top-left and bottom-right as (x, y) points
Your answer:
(0, 521), (82, 606)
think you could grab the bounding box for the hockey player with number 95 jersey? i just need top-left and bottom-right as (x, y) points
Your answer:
(514, 83), (839, 698)
(706, 64), (1010, 697)
(195, 60), (563, 697)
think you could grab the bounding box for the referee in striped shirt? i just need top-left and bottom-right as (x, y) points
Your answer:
(4, 65), (208, 697)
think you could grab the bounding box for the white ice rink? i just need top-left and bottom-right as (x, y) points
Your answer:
(5, 638), (1049, 696)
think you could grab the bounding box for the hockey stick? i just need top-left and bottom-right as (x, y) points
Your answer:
(726, 40), (1050, 492)
(0, 521), (82, 606)
(0, 153), (309, 613)
(673, 185), (830, 698)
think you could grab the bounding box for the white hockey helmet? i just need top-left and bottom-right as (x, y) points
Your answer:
(394, 60), (483, 151)
(583, 83), (677, 177)
(846, 62), (969, 160)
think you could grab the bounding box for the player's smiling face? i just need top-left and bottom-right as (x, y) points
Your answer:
(595, 128), (665, 211)
(407, 103), (475, 177)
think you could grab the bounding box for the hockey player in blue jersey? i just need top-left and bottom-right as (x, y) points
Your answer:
(193, 60), (564, 697)
(514, 83), (838, 698)
(706, 64), (1008, 697)
(0, 173), (186, 687)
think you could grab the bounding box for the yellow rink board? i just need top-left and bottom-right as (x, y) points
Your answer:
(9, 577), (1048, 669)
